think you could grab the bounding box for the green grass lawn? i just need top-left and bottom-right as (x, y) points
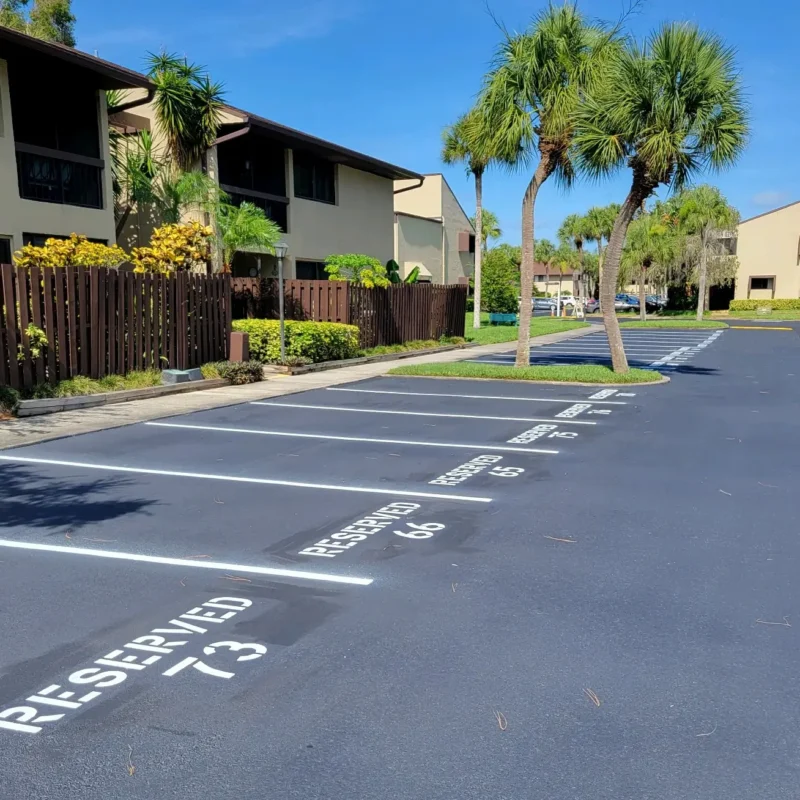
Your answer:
(618, 319), (728, 329)
(388, 362), (662, 384)
(464, 312), (588, 344)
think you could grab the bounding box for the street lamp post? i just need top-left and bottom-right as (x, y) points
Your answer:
(275, 242), (289, 363)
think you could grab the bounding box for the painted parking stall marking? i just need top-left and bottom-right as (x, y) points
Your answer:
(429, 455), (524, 486)
(0, 596), (259, 735)
(508, 423), (580, 444)
(556, 403), (593, 418)
(300, 502), (444, 558)
(325, 387), (627, 405)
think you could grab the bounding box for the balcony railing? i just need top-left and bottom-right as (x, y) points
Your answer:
(16, 144), (103, 209)
(220, 184), (288, 233)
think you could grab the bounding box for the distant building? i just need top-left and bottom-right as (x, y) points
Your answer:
(393, 174), (475, 284)
(733, 201), (800, 300)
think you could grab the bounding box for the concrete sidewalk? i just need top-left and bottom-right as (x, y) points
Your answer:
(0, 325), (597, 450)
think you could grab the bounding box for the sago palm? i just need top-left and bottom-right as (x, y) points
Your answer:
(442, 109), (514, 329)
(677, 185), (739, 320)
(574, 23), (748, 371)
(480, 2), (616, 365)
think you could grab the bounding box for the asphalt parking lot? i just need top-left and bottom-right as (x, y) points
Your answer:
(469, 326), (726, 371)
(1, 322), (799, 799)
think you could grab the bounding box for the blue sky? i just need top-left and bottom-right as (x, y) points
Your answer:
(77, 0), (800, 244)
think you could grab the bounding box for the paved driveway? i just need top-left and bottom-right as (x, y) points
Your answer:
(1, 324), (799, 800)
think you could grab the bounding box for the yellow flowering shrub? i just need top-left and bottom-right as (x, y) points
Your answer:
(131, 222), (213, 274)
(14, 234), (128, 269)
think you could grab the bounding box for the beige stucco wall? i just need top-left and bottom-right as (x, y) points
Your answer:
(393, 174), (475, 284)
(395, 213), (443, 282)
(440, 177), (474, 283)
(394, 175), (443, 219)
(734, 203), (800, 300)
(280, 155), (394, 278)
(0, 59), (116, 256)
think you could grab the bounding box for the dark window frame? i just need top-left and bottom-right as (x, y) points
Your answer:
(0, 236), (12, 265)
(747, 275), (775, 298)
(293, 151), (336, 205)
(295, 260), (328, 280)
(222, 186), (289, 233)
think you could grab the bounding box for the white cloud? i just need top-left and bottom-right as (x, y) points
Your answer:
(751, 190), (790, 207)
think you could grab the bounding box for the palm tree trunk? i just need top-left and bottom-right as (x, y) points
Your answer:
(696, 227), (708, 322)
(639, 265), (647, 321)
(516, 156), (550, 367)
(597, 242), (604, 300)
(602, 177), (655, 373)
(473, 170), (483, 329)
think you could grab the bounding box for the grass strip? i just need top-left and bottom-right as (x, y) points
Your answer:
(388, 362), (663, 384)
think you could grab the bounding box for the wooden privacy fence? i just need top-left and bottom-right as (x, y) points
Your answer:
(232, 279), (467, 348)
(0, 264), (231, 391)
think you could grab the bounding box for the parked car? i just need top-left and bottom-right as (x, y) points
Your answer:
(647, 294), (667, 311)
(584, 298), (600, 313)
(614, 293), (639, 311)
(532, 297), (556, 310)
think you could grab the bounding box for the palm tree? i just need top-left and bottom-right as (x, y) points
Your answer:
(471, 209), (502, 252)
(677, 185), (739, 320)
(217, 202), (283, 273)
(558, 213), (589, 297)
(111, 129), (160, 238)
(480, 3), (615, 366)
(574, 23), (748, 371)
(534, 238), (557, 295)
(442, 109), (510, 329)
(147, 52), (225, 173)
(584, 204), (620, 298)
(621, 209), (677, 320)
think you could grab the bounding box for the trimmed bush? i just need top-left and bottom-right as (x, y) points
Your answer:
(232, 319), (360, 363)
(729, 299), (800, 311)
(202, 360), (264, 384)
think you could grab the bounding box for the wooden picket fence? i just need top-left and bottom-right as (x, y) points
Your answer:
(231, 279), (467, 348)
(0, 264), (231, 390)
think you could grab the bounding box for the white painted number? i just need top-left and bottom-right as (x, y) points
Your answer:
(489, 466), (525, 478)
(394, 522), (445, 540)
(163, 641), (267, 680)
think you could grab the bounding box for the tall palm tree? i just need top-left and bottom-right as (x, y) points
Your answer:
(558, 213), (589, 297)
(534, 238), (557, 292)
(583, 204), (620, 298)
(442, 109), (510, 329)
(574, 23), (748, 371)
(621, 209), (677, 320)
(677, 185), (739, 320)
(147, 52), (225, 173)
(480, 3), (615, 365)
(471, 209), (502, 252)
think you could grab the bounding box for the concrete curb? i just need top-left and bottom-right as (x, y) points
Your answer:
(381, 373), (671, 388)
(16, 379), (229, 418)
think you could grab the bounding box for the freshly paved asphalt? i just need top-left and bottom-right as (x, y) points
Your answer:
(1, 322), (799, 799)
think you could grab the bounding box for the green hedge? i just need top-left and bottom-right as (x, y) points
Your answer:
(729, 299), (800, 311)
(232, 319), (360, 363)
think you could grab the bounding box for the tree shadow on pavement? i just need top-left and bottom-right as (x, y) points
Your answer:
(0, 465), (156, 532)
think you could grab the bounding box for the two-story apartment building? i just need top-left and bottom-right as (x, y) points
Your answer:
(115, 98), (423, 279)
(0, 27), (150, 263)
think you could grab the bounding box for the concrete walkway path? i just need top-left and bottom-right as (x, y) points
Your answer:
(0, 325), (597, 450)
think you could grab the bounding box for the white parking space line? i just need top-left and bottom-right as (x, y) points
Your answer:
(252, 401), (600, 425)
(327, 387), (626, 405)
(144, 421), (561, 454)
(0, 454), (494, 503)
(0, 539), (375, 586)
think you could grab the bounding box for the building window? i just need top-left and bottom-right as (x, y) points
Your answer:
(534, 274), (547, 282)
(16, 150), (103, 209)
(225, 190), (288, 233)
(0, 237), (12, 265)
(295, 260), (328, 280)
(717, 237), (737, 256)
(748, 276), (775, 298)
(293, 152), (335, 204)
